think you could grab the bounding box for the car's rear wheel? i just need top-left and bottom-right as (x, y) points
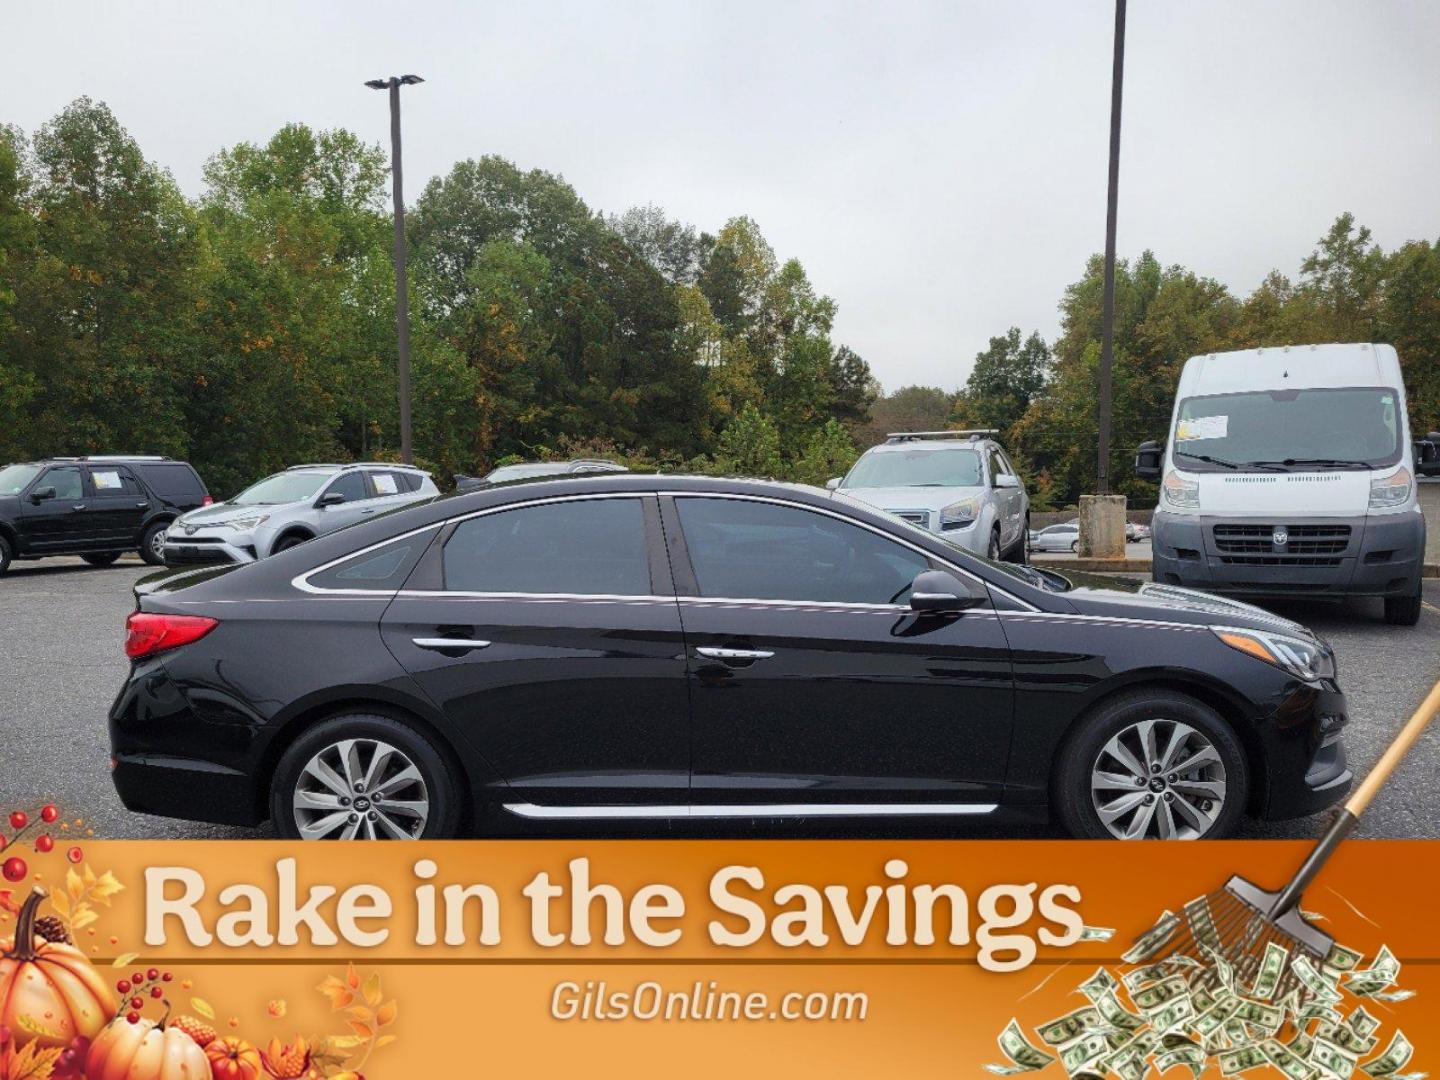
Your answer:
(271, 713), (462, 840)
(1053, 690), (1248, 840)
(139, 521), (169, 565)
(987, 527), (1002, 561)
(1005, 517), (1029, 564)
(1383, 583), (1422, 626)
(82, 552), (121, 567)
(1070, 539), (1079, 553)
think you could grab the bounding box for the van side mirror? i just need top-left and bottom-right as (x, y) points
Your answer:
(825, 477), (841, 491)
(994, 473), (1020, 489)
(30, 486), (56, 503)
(1135, 440), (1163, 481)
(909, 569), (985, 614)
(1417, 432), (1440, 478)
(317, 492), (346, 508)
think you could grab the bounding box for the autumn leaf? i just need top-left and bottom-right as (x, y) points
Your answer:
(374, 1034), (398, 1050)
(323, 1035), (366, 1052)
(317, 975), (354, 1011)
(375, 1000), (397, 1027)
(344, 962), (360, 990)
(65, 869), (83, 902)
(191, 997), (216, 1020)
(361, 972), (382, 1007)
(15, 1014), (65, 1041)
(346, 1020), (373, 1040)
(90, 871), (125, 905)
(111, 952), (138, 968)
(3, 1040), (64, 1080)
(345, 1006), (372, 1023)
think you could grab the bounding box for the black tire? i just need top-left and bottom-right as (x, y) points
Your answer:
(1004, 519), (1029, 565)
(139, 520), (169, 566)
(987, 526), (1002, 562)
(270, 712), (462, 840)
(82, 552), (121, 567)
(0, 534), (11, 575)
(1070, 539), (1080, 553)
(1053, 689), (1249, 841)
(1383, 584), (1422, 627)
(272, 533), (311, 554)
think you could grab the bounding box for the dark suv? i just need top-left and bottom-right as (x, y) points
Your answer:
(0, 456), (210, 574)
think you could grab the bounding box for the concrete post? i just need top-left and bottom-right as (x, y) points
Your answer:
(1079, 494), (1127, 559)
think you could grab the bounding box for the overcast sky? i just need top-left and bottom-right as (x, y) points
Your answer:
(5, 1), (1438, 393)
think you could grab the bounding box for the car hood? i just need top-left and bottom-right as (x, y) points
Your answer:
(175, 502), (289, 528)
(1045, 569), (1315, 637)
(839, 485), (986, 512)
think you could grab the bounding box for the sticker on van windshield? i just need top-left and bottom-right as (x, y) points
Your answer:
(1176, 414), (1228, 441)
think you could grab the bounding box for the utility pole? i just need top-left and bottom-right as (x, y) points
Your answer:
(365, 74), (424, 464)
(1097, 0), (1126, 494)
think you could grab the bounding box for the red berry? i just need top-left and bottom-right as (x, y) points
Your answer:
(150, 986), (163, 999)
(0, 836), (6, 850)
(8, 811), (27, 831)
(147, 967), (159, 981)
(126, 1012), (140, 1024)
(66, 846), (83, 864)
(161, 972), (173, 982)
(36, 834), (54, 853)
(41, 805), (59, 824)
(117, 980), (131, 994)
(2, 857), (26, 882)
(132, 972), (144, 985)
(130, 996), (144, 1010)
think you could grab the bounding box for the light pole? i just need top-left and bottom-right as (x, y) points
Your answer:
(1096, 0), (1125, 495)
(365, 74), (424, 464)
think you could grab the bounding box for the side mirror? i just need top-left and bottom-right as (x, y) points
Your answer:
(994, 473), (1020, 489)
(30, 486), (56, 503)
(1416, 432), (1440, 478)
(909, 569), (985, 614)
(1135, 440), (1163, 481)
(825, 478), (841, 491)
(317, 492), (346, 508)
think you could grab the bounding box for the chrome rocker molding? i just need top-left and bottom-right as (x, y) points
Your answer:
(502, 801), (999, 820)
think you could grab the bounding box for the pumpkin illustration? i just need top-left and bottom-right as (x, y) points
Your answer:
(0, 887), (115, 1049)
(206, 1035), (263, 1080)
(86, 1009), (210, 1080)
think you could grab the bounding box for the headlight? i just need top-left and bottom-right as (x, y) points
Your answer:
(1161, 470), (1199, 511)
(939, 497), (981, 530)
(1369, 465), (1412, 509)
(225, 514), (269, 530)
(1212, 626), (1336, 682)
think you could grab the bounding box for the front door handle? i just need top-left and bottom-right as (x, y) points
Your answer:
(413, 637), (491, 653)
(135, 501), (149, 508)
(71, 504), (87, 511)
(696, 646), (774, 662)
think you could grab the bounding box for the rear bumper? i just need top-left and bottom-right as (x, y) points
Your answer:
(110, 752), (262, 826)
(1152, 509), (1424, 598)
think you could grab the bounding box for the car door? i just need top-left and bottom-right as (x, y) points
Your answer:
(663, 493), (1015, 813)
(82, 465), (148, 547)
(16, 465), (91, 553)
(380, 493), (692, 812)
(314, 471), (375, 535)
(988, 448), (1023, 551)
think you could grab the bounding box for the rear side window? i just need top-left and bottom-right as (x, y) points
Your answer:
(307, 536), (428, 591)
(87, 467), (142, 497)
(133, 463), (205, 499)
(369, 471), (402, 496)
(443, 498), (651, 596)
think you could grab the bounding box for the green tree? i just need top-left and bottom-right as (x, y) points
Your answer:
(953, 327), (1049, 434)
(854, 385), (954, 447)
(793, 418), (859, 485)
(714, 404), (782, 477)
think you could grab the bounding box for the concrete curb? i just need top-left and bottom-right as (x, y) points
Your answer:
(1032, 557), (1440, 578)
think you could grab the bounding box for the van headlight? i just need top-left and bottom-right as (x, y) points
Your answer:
(939, 497), (981, 530)
(1369, 466), (1412, 509)
(1161, 470), (1200, 511)
(1213, 626), (1335, 682)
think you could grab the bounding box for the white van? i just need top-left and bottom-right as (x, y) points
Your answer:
(1136, 343), (1439, 625)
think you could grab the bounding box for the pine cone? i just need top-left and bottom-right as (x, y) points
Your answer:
(33, 914), (70, 944)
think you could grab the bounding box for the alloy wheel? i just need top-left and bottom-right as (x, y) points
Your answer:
(1089, 718), (1226, 839)
(151, 528), (168, 558)
(292, 738), (430, 840)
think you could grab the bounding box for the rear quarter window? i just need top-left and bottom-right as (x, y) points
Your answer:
(134, 463), (207, 499)
(306, 535), (430, 591)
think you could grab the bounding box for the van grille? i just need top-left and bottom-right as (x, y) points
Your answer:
(1212, 523), (1350, 564)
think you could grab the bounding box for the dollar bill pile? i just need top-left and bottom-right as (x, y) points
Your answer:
(986, 910), (1421, 1080)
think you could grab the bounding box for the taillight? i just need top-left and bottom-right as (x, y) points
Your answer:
(124, 611), (218, 660)
(201, 495), (214, 506)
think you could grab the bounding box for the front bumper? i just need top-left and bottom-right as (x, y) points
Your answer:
(162, 529), (260, 565)
(1256, 682), (1352, 820)
(1152, 508), (1424, 598)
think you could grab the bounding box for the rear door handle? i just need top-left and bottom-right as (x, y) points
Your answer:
(413, 637), (491, 653)
(71, 504), (87, 511)
(135, 501), (149, 508)
(696, 646), (774, 662)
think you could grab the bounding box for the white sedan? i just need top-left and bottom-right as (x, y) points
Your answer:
(1027, 522), (1080, 553)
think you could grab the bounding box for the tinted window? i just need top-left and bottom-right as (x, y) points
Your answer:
(309, 537), (426, 591)
(87, 467), (141, 497)
(676, 497), (930, 605)
(444, 498), (651, 595)
(43, 467), (83, 500)
(133, 462), (205, 498)
(324, 472), (370, 503)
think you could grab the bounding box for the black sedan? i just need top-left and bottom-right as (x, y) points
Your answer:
(108, 475), (1351, 840)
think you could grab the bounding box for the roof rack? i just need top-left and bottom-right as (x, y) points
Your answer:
(884, 429), (999, 444)
(286, 463), (345, 471)
(351, 461), (426, 471)
(568, 458), (623, 466)
(49, 455), (171, 462)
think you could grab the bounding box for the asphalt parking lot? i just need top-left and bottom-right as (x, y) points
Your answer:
(1, 556), (1437, 840)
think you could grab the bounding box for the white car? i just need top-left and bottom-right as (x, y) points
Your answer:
(828, 431), (1029, 561)
(1028, 522), (1080, 553)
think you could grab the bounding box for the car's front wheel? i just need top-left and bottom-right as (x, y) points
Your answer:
(270, 713), (462, 840)
(1053, 690), (1248, 840)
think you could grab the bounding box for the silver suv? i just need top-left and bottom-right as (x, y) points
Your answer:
(162, 463), (438, 565)
(828, 431), (1029, 561)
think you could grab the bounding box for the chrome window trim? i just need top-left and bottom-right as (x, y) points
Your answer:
(503, 801), (999, 820)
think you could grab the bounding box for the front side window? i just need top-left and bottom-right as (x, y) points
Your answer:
(42, 467), (83, 501)
(443, 497), (651, 596)
(1174, 387), (1402, 471)
(841, 447), (984, 489)
(322, 472), (370, 503)
(676, 497), (931, 605)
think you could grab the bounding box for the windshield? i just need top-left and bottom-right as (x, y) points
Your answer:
(1173, 387), (1402, 471)
(0, 464), (42, 496)
(842, 447), (983, 488)
(484, 463), (569, 483)
(232, 471), (330, 505)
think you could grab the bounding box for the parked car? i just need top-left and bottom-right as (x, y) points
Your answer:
(454, 459), (629, 493)
(162, 463), (437, 565)
(1029, 522), (1080, 553)
(1137, 343), (1440, 625)
(0, 456), (210, 574)
(111, 474), (1349, 841)
(829, 430), (1029, 562)
(1130, 523), (1152, 542)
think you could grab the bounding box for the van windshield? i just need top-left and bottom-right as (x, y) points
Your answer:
(1173, 387), (1402, 471)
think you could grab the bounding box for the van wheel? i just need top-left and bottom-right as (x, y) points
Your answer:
(82, 552), (121, 567)
(1053, 689), (1248, 840)
(1384, 585), (1422, 627)
(0, 535), (11, 575)
(271, 713), (462, 840)
(139, 521), (169, 565)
